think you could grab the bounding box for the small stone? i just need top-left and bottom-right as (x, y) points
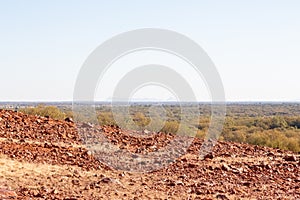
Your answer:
(188, 163), (197, 168)
(284, 155), (297, 162)
(65, 117), (74, 123)
(178, 174), (187, 179)
(168, 181), (176, 186)
(221, 164), (230, 171)
(52, 189), (59, 194)
(71, 179), (80, 185)
(195, 188), (203, 195)
(101, 177), (112, 183)
(242, 181), (251, 187)
(66, 152), (73, 157)
(216, 194), (229, 200)
(82, 122), (93, 128)
(31, 189), (40, 197)
(204, 153), (214, 159)
(176, 181), (184, 186)
(143, 129), (150, 134)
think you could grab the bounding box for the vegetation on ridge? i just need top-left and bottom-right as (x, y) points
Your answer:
(19, 104), (300, 152)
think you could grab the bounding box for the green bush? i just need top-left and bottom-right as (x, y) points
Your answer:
(247, 130), (300, 152)
(223, 130), (246, 143)
(132, 112), (150, 127)
(286, 117), (300, 129)
(20, 105), (66, 120)
(161, 121), (179, 133)
(97, 112), (116, 126)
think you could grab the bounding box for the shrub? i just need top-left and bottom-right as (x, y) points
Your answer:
(269, 116), (288, 129)
(161, 121), (179, 133)
(286, 117), (300, 129)
(97, 112), (116, 126)
(132, 112), (150, 127)
(20, 105), (66, 120)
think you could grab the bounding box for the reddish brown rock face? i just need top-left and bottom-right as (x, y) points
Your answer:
(0, 109), (299, 199)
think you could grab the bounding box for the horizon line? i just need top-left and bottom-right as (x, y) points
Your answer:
(1, 100), (300, 104)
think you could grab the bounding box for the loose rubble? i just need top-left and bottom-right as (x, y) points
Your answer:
(0, 109), (299, 199)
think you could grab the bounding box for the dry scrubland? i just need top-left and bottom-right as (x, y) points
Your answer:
(0, 108), (299, 199)
(20, 104), (300, 152)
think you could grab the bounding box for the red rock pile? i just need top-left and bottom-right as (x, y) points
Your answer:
(0, 109), (299, 199)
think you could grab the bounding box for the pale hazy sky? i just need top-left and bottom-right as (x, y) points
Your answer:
(0, 0), (300, 101)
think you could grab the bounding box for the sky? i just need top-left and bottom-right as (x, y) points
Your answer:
(0, 0), (300, 102)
